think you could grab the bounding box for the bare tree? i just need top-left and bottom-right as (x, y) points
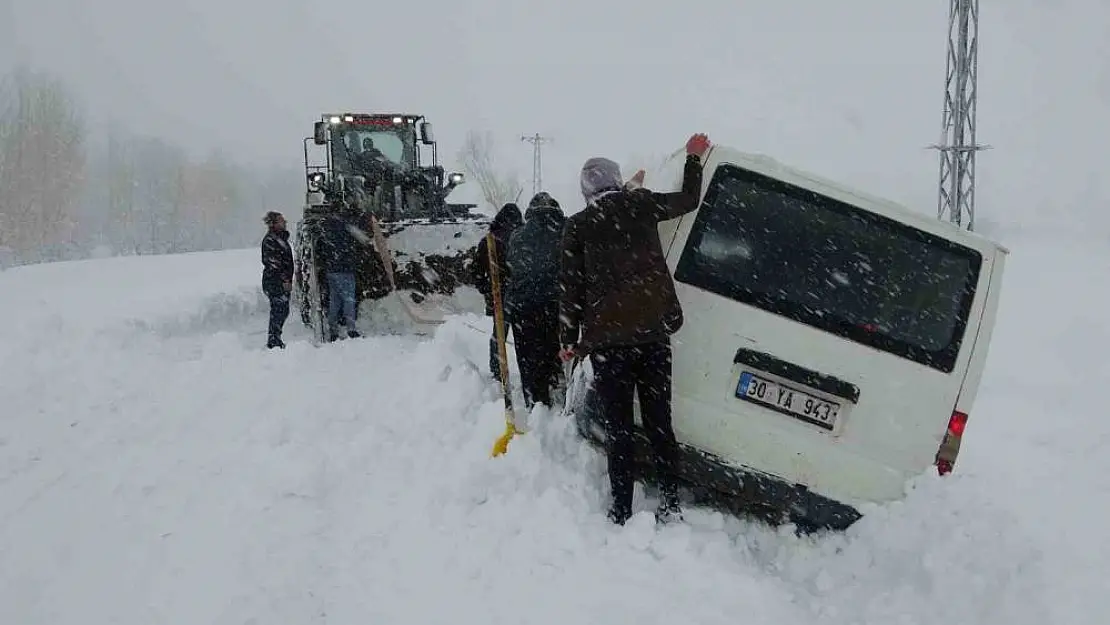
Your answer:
(180, 150), (241, 251)
(457, 130), (523, 210)
(132, 135), (188, 254)
(102, 122), (138, 254)
(0, 67), (86, 262)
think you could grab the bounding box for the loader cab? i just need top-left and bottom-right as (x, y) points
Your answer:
(568, 147), (1009, 531)
(305, 113), (466, 220)
(330, 122), (416, 174)
(311, 113), (434, 175)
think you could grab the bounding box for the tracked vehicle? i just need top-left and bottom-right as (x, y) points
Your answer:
(294, 113), (491, 338)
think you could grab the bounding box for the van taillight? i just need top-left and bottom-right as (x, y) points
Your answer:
(948, 411), (968, 436)
(935, 410), (968, 476)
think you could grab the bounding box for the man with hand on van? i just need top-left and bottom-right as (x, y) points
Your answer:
(559, 133), (710, 526)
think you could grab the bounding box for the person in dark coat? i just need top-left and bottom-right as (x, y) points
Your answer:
(319, 209), (366, 341)
(353, 136), (393, 198)
(506, 192), (566, 409)
(471, 203), (523, 381)
(261, 211), (295, 349)
(559, 133), (710, 525)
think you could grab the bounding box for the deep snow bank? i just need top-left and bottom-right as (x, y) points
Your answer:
(0, 249), (266, 347)
(0, 241), (1091, 624)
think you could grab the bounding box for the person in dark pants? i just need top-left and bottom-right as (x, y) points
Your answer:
(261, 211), (294, 349)
(471, 203), (523, 382)
(559, 133), (710, 525)
(506, 192), (566, 409)
(320, 210), (365, 342)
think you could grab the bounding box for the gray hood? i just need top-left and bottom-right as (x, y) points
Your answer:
(580, 157), (623, 204)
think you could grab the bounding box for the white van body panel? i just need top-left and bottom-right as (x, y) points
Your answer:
(643, 146), (1007, 506)
(960, 242), (1008, 403)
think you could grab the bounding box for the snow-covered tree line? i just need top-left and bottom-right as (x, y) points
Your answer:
(0, 66), (301, 267)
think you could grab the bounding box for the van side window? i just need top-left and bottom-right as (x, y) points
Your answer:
(674, 164), (982, 373)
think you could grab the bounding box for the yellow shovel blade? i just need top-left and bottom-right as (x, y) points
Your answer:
(490, 418), (518, 458)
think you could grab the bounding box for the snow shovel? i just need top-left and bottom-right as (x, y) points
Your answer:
(487, 232), (520, 457)
(368, 215), (447, 326)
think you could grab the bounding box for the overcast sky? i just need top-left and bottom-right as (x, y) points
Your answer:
(4, 0), (1109, 228)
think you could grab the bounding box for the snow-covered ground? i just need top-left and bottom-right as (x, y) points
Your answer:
(0, 230), (1105, 624)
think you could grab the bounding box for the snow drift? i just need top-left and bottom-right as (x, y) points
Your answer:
(0, 234), (1102, 624)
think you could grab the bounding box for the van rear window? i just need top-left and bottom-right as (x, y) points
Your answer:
(674, 164), (982, 373)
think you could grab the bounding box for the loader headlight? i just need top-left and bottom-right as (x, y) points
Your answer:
(448, 172), (464, 185)
(392, 116), (403, 124)
(308, 172), (326, 190)
(329, 116), (341, 124)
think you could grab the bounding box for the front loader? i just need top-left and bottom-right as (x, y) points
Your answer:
(293, 113), (491, 339)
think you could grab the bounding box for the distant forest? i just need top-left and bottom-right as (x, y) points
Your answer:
(0, 65), (303, 268)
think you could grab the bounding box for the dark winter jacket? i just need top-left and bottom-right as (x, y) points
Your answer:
(261, 229), (294, 295)
(559, 153), (703, 352)
(471, 203), (523, 316)
(319, 214), (363, 273)
(354, 148), (392, 186)
(506, 193), (565, 317)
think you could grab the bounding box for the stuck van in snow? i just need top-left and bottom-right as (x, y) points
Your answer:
(564, 145), (1009, 531)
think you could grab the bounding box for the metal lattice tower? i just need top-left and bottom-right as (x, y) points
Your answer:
(521, 133), (552, 196)
(932, 0), (988, 231)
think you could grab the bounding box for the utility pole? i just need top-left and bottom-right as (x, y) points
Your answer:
(521, 133), (552, 196)
(931, 0), (988, 231)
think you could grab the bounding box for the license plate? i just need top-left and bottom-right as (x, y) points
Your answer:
(736, 371), (840, 430)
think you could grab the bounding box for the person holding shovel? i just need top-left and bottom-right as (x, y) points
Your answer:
(506, 192), (566, 410)
(471, 203), (523, 382)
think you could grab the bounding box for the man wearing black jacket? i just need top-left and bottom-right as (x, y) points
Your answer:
(320, 210), (365, 342)
(261, 211), (295, 349)
(471, 203), (523, 382)
(559, 133), (710, 525)
(506, 192), (566, 409)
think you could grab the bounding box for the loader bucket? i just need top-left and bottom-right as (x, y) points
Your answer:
(295, 210), (491, 335)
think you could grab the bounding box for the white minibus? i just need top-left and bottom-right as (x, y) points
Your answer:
(565, 146), (1008, 531)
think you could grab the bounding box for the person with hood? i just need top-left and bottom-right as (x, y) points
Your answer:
(319, 206), (367, 342)
(505, 192), (567, 409)
(261, 211), (294, 349)
(471, 203), (523, 382)
(558, 133), (710, 525)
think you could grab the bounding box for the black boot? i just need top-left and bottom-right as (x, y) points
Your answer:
(655, 485), (683, 525)
(267, 336), (285, 349)
(607, 504), (632, 526)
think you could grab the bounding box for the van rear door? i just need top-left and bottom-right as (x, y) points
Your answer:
(663, 151), (994, 505)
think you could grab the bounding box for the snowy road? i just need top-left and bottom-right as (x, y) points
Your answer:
(0, 237), (1103, 624)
